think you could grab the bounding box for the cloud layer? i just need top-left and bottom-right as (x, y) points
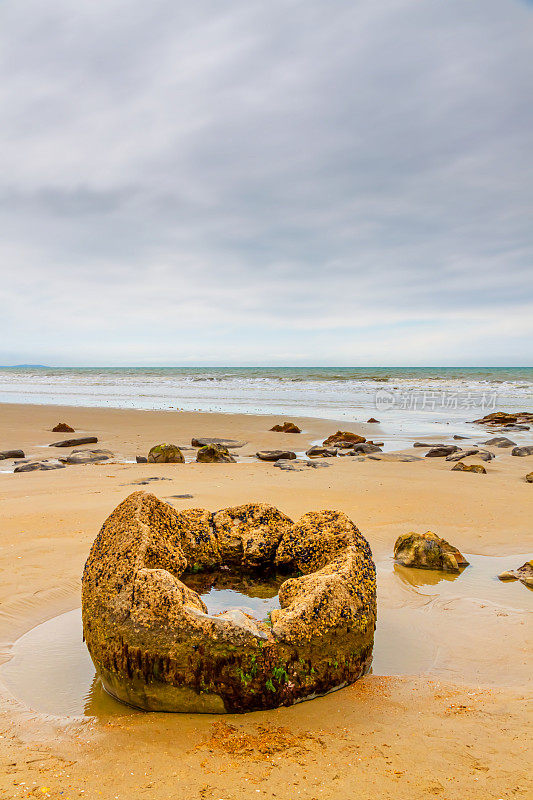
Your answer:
(1, 0), (532, 365)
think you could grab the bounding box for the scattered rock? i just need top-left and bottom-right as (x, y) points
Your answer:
(323, 431), (365, 447)
(129, 477), (172, 485)
(269, 422), (301, 433)
(166, 494), (194, 499)
(136, 455), (148, 463)
(451, 462), (486, 474)
(526, 472), (533, 483)
(306, 445), (337, 458)
(425, 445), (461, 458)
(511, 445), (533, 457)
(148, 444), (185, 463)
(273, 459), (330, 471)
(446, 449), (479, 461)
(366, 418), (380, 423)
(367, 453), (422, 462)
(50, 436), (98, 448)
(256, 450), (296, 461)
(0, 449), (25, 460)
(499, 424), (530, 431)
(482, 437), (516, 448)
(191, 438), (246, 448)
(453, 435), (470, 440)
(472, 411), (533, 426)
(413, 442), (442, 448)
(350, 443), (382, 454)
(498, 560), (533, 587)
(196, 444), (236, 463)
(14, 459), (65, 472)
(52, 422), (75, 433)
(61, 449), (114, 465)
(394, 531), (469, 572)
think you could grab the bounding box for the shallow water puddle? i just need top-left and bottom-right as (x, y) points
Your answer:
(1, 554), (531, 717)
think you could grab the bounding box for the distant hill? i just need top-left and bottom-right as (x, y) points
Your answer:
(0, 364), (50, 368)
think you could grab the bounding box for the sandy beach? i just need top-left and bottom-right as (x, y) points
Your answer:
(0, 403), (531, 799)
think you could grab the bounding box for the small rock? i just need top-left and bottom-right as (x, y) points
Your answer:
(0, 449), (25, 460)
(451, 462), (486, 474)
(148, 444), (184, 463)
(269, 422), (301, 433)
(196, 444), (236, 463)
(136, 456), (148, 463)
(323, 431), (365, 447)
(413, 442), (442, 448)
(482, 437), (516, 448)
(191, 437), (246, 448)
(14, 459), (65, 472)
(446, 449), (480, 461)
(306, 445), (337, 458)
(498, 560), (533, 587)
(367, 418), (380, 423)
(350, 443), (382, 454)
(453, 435), (470, 440)
(394, 531), (469, 572)
(367, 454), (422, 462)
(499, 424), (530, 431)
(526, 472), (533, 483)
(61, 449), (114, 465)
(256, 450), (296, 461)
(52, 423), (75, 433)
(50, 436), (98, 448)
(511, 445), (533, 457)
(425, 445), (461, 457)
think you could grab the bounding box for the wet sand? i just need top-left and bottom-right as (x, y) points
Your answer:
(0, 403), (532, 799)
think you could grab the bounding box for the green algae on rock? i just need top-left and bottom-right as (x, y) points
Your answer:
(147, 443), (185, 463)
(196, 443), (236, 463)
(82, 492), (376, 713)
(394, 531), (469, 573)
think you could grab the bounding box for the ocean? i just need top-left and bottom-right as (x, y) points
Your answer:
(0, 366), (531, 448)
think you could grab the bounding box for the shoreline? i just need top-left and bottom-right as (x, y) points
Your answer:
(0, 401), (531, 798)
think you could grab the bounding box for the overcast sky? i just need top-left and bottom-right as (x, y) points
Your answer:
(1, 0), (532, 366)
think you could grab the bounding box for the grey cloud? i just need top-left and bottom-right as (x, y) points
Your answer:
(1, 0), (532, 364)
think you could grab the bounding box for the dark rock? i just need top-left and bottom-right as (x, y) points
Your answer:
(50, 437), (98, 448)
(482, 437), (516, 448)
(498, 559), (533, 587)
(0, 449), (25, 460)
(499, 424), (529, 431)
(196, 444), (236, 463)
(451, 462), (486, 474)
(367, 418), (380, 423)
(256, 450), (296, 461)
(526, 472), (533, 483)
(350, 443), (383, 454)
(148, 444), (184, 463)
(413, 442), (442, 448)
(453, 435), (470, 440)
(191, 437), (246, 448)
(306, 446), (337, 458)
(166, 494), (194, 499)
(269, 422), (301, 433)
(323, 431), (365, 447)
(425, 445), (461, 457)
(511, 446), (533, 457)
(475, 450), (495, 462)
(367, 454), (422, 462)
(14, 459), (65, 472)
(52, 422), (75, 433)
(446, 449), (480, 461)
(273, 459), (330, 471)
(61, 449), (114, 465)
(394, 531), (469, 572)
(136, 456), (148, 463)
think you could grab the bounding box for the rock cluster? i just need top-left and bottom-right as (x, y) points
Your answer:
(472, 411), (533, 428)
(82, 493), (376, 713)
(394, 531), (469, 573)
